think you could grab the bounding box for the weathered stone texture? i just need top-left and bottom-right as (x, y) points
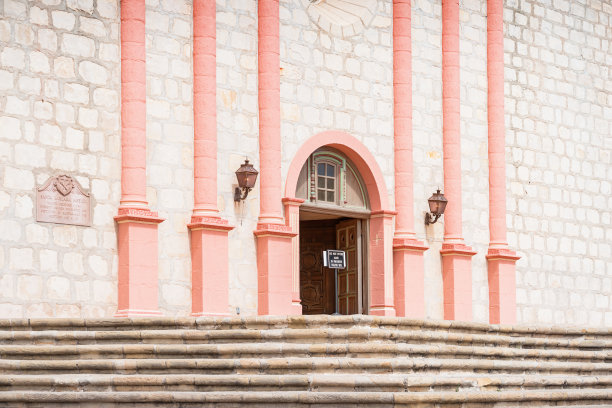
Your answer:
(504, 0), (612, 326)
(0, 0), (609, 323)
(0, 0), (120, 318)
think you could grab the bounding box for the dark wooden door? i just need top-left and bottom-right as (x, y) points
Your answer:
(336, 219), (360, 315)
(299, 220), (336, 314)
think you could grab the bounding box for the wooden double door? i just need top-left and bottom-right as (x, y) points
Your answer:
(299, 218), (363, 315)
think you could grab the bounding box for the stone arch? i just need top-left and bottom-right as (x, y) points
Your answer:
(283, 131), (396, 316)
(284, 131), (389, 211)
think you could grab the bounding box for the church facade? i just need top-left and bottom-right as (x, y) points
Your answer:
(0, 0), (610, 326)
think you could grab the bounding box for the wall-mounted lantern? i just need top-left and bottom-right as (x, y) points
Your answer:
(425, 189), (447, 225)
(234, 159), (258, 202)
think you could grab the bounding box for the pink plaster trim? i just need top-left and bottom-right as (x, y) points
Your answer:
(442, 0), (463, 243)
(394, 250), (425, 318)
(284, 131), (389, 211)
(393, 0), (415, 238)
(115, 220), (162, 316)
(283, 197), (304, 315)
(120, 0), (147, 207)
(487, 0), (508, 248)
(114, 208), (164, 224)
(393, 238), (428, 251)
(440, 242), (477, 256)
(282, 197), (305, 206)
(190, 226), (233, 316)
(256, 232), (296, 315)
(188, 216), (234, 232)
(488, 257), (517, 324)
(254, 223), (296, 238)
(258, 0), (283, 221)
(486, 247), (520, 261)
(193, 0), (218, 214)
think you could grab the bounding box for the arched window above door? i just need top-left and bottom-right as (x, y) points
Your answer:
(295, 148), (369, 211)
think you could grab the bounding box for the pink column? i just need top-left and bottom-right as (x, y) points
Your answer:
(254, 0), (297, 315)
(188, 0), (234, 317)
(392, 0), (428, 318)
(114, 0), (163, 317)
(486, 0), (519, 324)
(283, 198), (304, 315)
(440, 0), (475, 321)
(370, 210), (397, 317)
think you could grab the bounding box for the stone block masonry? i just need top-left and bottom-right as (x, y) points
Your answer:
(0, 0), (121, 317)
(504, 0), (612, 326)
(0, 0), (609, 324)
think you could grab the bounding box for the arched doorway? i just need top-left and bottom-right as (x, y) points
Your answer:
(284, 131), (396, 317)
(296, 148), (370, 314)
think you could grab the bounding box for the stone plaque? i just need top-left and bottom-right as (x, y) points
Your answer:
(36, 175), (91, 226)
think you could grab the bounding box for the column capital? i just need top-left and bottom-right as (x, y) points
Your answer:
(486, 247), (520, 261)
(188, 216), (234, 232)
(114, 207), (164, 224)
(440, 242), (477, 257)
(393, 238), (428, 252)
(254, 223), (297, 238)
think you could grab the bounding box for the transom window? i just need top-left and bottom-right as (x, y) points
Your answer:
(316, 162), (336, 203)
(295, 148), (368, 210)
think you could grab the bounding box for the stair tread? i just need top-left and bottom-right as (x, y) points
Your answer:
(1, 389), (611, 403)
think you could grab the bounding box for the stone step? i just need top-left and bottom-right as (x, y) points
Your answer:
(2, 373), (612, 393)
(2, 327), (610, 351)
(0, 389), (611, 406)
(1, 356), (611, 375)
(3, 316), (611, 340)
(1, 342), (610, 362)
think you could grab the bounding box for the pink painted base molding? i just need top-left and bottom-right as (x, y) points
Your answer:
(368, 211), (397, 317)
(393, 238), (428, 318)
(254, 223), (298, 315)
(487, 247), (520, 325)
(114, 208), (165, 317)
(188, 216), (234, 317)
(440, 242), (477, 321)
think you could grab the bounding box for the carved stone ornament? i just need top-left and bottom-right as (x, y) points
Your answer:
(36, 174), (91, 226)
(305, 0), (378, 38)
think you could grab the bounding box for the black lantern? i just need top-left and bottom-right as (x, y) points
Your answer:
(425, 189), (447, 225)
(234, 159), (259, 202)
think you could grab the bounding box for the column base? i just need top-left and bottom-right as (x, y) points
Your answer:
(114, 208), (165, 317)
(188, 216), (235, 317)
(393, 238), (428, 318)
(254, 223), (298, 315)
(487, 247), (520, 325)
(369, 211), (398, 317)
(440, 242), (477, 321)
(283, 198), (305, 317)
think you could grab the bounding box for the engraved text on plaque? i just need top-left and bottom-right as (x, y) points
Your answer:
(36, 175), (91, 226)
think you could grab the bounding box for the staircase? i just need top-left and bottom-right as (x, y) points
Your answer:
(1, 315), (612, 407)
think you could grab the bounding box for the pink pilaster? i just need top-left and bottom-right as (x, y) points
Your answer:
(369, 211), (397, 317)
(283, 198), (305, 315)
(115, 0), (163, 317)
(486, 0), (519, 324)
(189, 0), (233, 317)
(258, 0), (283, 225)
(441, 0), (475, 321)
(392, 0), (428, 318)
(255, 0), (296, 315)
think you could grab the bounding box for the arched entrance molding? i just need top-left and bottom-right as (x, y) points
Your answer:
(283, 131), (396, 316)
(285, 131), (389, 211)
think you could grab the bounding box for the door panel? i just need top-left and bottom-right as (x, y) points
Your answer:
(336, 219), (360, 315)
(299, 220), (336, 314)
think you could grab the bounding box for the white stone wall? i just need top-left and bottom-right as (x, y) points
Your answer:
(0, 0), (120, 317)
(0, 0), (610, 323)
(145, 0), (194, 316)
(504, 0), (612, 326)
